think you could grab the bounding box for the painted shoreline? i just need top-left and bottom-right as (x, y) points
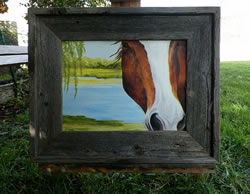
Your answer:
(63, 115), (146, 131)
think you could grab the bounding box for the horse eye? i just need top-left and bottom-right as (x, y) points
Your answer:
(122, 42), (129, 48)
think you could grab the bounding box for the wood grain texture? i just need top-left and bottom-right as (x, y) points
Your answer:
(28, 7), (220, 15)
(32, 131), (217, 169)
(28, 8), (37, 158)
(212, 8), (221, 161)
(0, 45), (27, 55)
(186, 20), (213, 155)
(35, 18), (62, 154)
(42, 131), (207, 157)
(41, 15), (205, 41)
(29, 9), (62, 157)
(29, 7), (220, 170)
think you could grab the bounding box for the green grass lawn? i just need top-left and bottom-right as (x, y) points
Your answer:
(0, 61), (249, 193)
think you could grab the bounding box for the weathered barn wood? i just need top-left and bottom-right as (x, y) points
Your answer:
(29, 7), (220, 172)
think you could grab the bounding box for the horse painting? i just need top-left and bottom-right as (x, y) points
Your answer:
(62, 40), (186, 132)
(118, 40), (186, 131)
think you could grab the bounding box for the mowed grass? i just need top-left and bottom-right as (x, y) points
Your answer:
(0, 61), (249, 193)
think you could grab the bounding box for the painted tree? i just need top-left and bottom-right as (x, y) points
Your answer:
(62, 41), (86, 97)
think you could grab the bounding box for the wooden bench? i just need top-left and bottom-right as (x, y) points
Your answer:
(0, 45), (28, 66)
(0, 45), (28, 105)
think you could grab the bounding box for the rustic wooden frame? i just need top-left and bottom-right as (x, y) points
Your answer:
(29, 7), (220, 173)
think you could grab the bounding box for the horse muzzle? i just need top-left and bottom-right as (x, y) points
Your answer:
(145, 110), (186, 131)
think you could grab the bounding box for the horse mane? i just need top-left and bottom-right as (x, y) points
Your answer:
(110, 41), (123, 60)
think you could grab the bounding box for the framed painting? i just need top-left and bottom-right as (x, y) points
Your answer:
(61, 40), (186, 132)
(29, 7), (220, 173)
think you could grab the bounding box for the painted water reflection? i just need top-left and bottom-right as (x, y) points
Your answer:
(62, 77), (146, 131)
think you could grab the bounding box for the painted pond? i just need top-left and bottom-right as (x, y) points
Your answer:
(62, 77), (146, 131)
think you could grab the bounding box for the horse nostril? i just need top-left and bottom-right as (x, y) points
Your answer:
(177, 116), (186, 131)
(150, 113), (163, 131)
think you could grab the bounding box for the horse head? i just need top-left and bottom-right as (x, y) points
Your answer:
(119, 40), (186, 131)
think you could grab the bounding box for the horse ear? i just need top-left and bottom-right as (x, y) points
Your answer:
(110, 41), (122, 59)
(112, 41), (120, 45)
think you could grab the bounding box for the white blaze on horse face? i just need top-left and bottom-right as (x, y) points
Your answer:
(140, 40), (185, 131)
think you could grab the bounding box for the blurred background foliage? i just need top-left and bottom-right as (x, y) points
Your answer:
(21, 0), (110, 8)
(0, 21), (18, 77)
(0, 21), (18, 45)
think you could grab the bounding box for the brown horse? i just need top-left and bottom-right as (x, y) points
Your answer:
(118, 40), (186, 131)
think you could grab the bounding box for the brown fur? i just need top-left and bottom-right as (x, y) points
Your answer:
(121, 40), (186, 113)
(121, 41), (155, 113)
(168, 40), (186, 111)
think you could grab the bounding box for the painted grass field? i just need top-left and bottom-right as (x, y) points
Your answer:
(63, 115), (145, 131)
(0, 62), (249, 193)
(64, 67), (122, 79)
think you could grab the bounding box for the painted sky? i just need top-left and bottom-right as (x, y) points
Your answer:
(84, 41), (120, 59)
